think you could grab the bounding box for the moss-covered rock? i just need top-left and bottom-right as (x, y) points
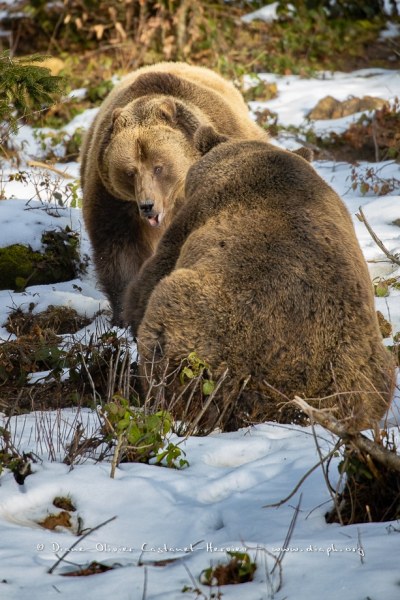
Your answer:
(0, 226), (87, 291)
(0, 244), (45, 290)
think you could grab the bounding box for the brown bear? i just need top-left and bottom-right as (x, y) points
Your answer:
(80, 62), (268, 323)
(123, 127), (395, 432)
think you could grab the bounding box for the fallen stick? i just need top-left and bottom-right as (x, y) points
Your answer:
(27, 160), (74, 179)
(357, 205), (400, 267)
(292, 396), (400, 473)
(48, 515), (117, 574)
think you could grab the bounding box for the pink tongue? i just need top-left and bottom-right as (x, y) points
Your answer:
(148, 215), (159, 227)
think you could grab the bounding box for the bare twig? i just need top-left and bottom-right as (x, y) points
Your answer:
(27, 160), (74, 179)
(110, 432), (124, 479)
(246, 495), (301, 597)
(371, 117), (380, 163)
(213, 374), (251, 431)
(182, 563), (207, 599)
(48, 515), (117, 574)
(79, 339), (101, 404)
(272, 493), (302, 580)
(357, 528), (365, 565)
(263, 441), (342, 508)
(183, 368), (230, 437)
(142, 566), (148, 600)
(292, 397), (400, 473)
(357, 206), (400, 267)
(310, 421), (344, 526)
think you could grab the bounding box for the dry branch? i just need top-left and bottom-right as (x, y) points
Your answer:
(357, 206), (400, 267)
(48, 515), (117, 574)
(27, 160), (74, 179)
(263, 441), (342, 508)
(292, 396), (400, 473)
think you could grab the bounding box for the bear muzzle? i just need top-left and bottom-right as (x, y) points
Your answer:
(139, 201), (163, 227)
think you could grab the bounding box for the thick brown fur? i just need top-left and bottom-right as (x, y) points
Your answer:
(80, 62), (267, 323)
(124, 129), (395, 432)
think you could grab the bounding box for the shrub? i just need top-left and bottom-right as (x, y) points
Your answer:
(283, 0), (394, 19)
(326, 442), (400, 524)
(101, 396), (189, 477)
(200, 551), (257, 586)
(0, 51), (64, 154)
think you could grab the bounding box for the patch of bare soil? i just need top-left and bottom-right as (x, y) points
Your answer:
(5, 305), (92, 336)
(307, 100), (400, 163)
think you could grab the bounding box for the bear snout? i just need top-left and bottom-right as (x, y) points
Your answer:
(139, 201), (154, 215)
(139, 201), (163, 227)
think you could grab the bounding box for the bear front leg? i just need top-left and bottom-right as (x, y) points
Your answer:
(84, 185), (152, 326)
(123, 210), (193, 335)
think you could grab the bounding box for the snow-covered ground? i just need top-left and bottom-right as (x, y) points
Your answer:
(0, 68), (400, 599)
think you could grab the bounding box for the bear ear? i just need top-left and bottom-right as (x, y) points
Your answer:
(194, 125), (228, 155)
(158, 98), (177, 123)
(292, 146), (313, 162)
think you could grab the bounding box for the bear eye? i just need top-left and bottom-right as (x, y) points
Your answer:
(126, 169), (136, 178)
(153, 165), (163, 176)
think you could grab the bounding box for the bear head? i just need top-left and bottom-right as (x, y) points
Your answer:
(98, 96), (204, 228)
(186, 125), (314, 201)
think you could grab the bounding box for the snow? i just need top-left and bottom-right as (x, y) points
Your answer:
(0, 66), (400, 599)
(380, 21), (400, 40)
(0, 199), (82, 250)
(241, 2), (280, 24)
(242, 0), (400, 21)
(247, 69), (400, 131)
(2, 416), (396, 600)
(383, 0), (400, 16)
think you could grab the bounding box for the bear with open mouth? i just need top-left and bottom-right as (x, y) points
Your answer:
(124, 128), (395, 432)
(80, 62), (268, 323)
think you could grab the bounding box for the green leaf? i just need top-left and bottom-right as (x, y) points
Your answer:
(202, 380), (215, 396)
(180, 366), (194, 382)
(360, 182), (370, 195)
(375, 282), (389, 297)
(15, 276), (27, 290)
(106, 403), (119, 416)
(116, 417), (131, 432)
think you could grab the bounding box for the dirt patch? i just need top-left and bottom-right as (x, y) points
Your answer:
(243, 80), (278, 102)
(5, 305), (92, 336)
(0, 319), (138, 416)
(62, 562), (116, 577)
(39, 511), (72, 531)
(326, 446), (400, 525)
(302, 100), (400, 162)
(0, 378), (95, 415)
(336, 36), (400, 72)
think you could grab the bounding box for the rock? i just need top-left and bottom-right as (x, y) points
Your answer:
(308, 95), (340, 120)
(0, 244), (44, 291)
(309, 95), (387, 120)
(0, 229), (85, 291)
